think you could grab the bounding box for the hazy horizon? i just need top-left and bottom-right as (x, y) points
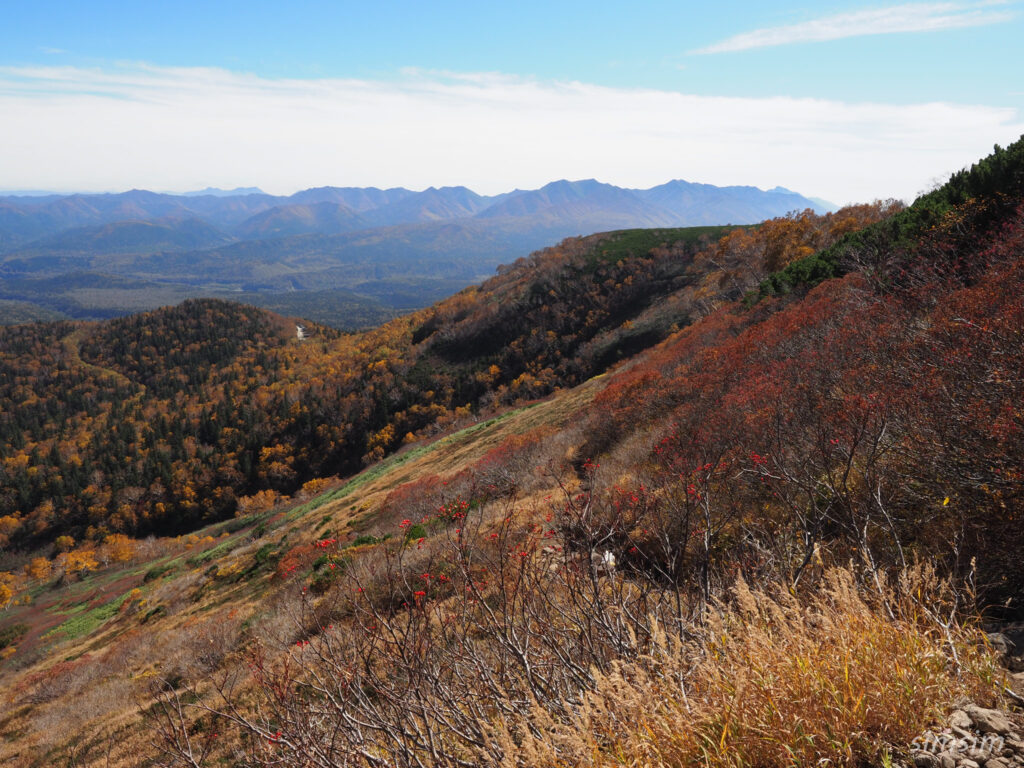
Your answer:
(2, 1), (1022, 207)
(0, 177), (834, 205)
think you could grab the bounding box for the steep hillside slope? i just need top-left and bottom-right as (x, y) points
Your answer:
(3, 140), (1024, 766)
(0, 203), (891, 552)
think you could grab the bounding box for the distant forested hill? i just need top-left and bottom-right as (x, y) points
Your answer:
(0, 179), (829, 327)
(0, 202), (890, 549)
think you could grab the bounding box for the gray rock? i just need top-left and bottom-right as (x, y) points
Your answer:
(988, 633), (1015, 656)
(940, 755), (956, 768)
(1010, 673), (1024, 695)
(967, 706), (1014, 735)
(984, 759), (1009, 768)
(915, 753), (940, 768)
(951, 710), (974, 729)
(1001, 623), (1024, 653)
(962, 759), (981, 768)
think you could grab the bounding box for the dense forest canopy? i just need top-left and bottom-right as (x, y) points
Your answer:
(0, 203), (896, 551)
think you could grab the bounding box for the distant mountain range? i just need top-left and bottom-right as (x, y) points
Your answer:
(0, 179), (830, 250)
(0, 179), (832, 327)
(180, 186), (267, 197)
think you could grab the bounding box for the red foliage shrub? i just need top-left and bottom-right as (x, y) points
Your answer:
(273, 543), (319, 582)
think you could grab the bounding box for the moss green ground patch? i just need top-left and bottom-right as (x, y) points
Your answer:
(284, 403), (542, 524)
(589, 226), (739, 270)
(42, 589), (135, 641)
(185, 537), (243, 567)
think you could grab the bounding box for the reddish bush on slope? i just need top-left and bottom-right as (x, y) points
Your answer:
(585, 200), (1024, 607)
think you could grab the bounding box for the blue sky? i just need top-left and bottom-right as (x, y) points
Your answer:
(1, 1), (1021, 204)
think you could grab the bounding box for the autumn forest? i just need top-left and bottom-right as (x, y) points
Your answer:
(0, 139), (1023, 766)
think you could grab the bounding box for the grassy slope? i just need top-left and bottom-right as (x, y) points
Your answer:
(0, 373), (606, 765)
(0, 151), (1019, 763)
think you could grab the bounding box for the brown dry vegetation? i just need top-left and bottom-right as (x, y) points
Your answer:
(144, 510), (1005, 768)
(0, 380), (607, 766)
(2, 140), (1024, 766)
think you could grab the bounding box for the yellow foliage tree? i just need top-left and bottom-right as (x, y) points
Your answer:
(236, 489), (280, 517)
(24, 556), (52, 581)
(0, 514), (20, 549)
(0, 515), (20, 538)
(365, 424), (396, 463)
(101, 533), (136, 565)
(299, 477), (332, 498)
(63, 548), (99, 579)
(0, 570), (17, 610)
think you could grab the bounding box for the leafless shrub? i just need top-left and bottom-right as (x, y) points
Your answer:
(147, 479), (1004, 768)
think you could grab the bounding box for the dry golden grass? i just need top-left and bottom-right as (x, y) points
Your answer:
(500, 566), (1003, 768)
(140, 524), (1005, 768)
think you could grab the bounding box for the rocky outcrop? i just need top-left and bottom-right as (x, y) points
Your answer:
(909, 703), (1024, 768)
(988, 625), (1024, 673)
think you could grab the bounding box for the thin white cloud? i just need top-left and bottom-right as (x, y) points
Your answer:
(0, 63), (1020, 205)
(691, 2), (1014, 54)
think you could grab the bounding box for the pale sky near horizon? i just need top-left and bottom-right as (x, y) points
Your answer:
(1, 1), (1022, 205)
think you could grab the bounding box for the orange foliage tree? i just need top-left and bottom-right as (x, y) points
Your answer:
(23, 556), (53, 581)
(61, 548), (99, 580)
(99, 533), (137, 566)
